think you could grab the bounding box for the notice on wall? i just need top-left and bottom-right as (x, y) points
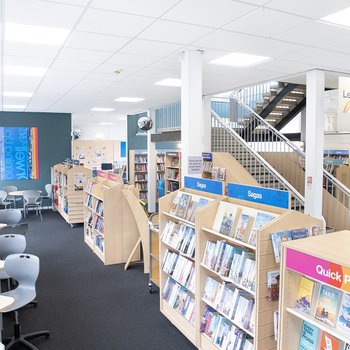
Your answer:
(337, 76), (350, 132)
(188, 156), (203, 175)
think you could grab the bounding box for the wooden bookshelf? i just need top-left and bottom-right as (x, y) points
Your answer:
(165, 151), (181, 193)
(53, 163), (92, 227)
(279, 230), (350, 350)
(83, 171), (140, 265)
(159, 188), (223, 346)
(148, 213), (160, 293)
(196, 198), (323, 350)
(129, 150), (148, 202)
(157, 152), (165, 200)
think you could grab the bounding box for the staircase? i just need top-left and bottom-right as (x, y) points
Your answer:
(211, 89), (350, 230)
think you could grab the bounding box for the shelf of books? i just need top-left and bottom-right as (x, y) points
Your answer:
(165, 151), (181, 193)
(159, 183), (223, 345)
(129, 150), (148, 202)
(196, 184), (323, 350)
(279, 230), (350, 350)
(53, 162), (92, 226)
(83, 170), (140, 265)
(157, 152), (165, 199)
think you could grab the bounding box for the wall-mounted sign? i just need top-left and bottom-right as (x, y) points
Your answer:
(228, 183), (290, 209)
(338, 76), (350, 132)
(166, 151), (180, 158)
(184, 176), (223, 195)
(202, 152), (213, 161)
(188, 156), (203, 175)
(286, 248), (350, 293)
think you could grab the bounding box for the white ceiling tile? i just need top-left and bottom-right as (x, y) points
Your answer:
(3, 77), (42, 90)
(76, 8), (154, 36)
(51, 59), (101, 71)
(242, 39), (304, 58)
(4, 55), (52, 67)
(224, 8), (311, 38)
(138, 20), (213, 44)
(95, 63), (140, 75)
(163, 0), (257, 28)
(148, 57), (180, 71)
(105, 53), (159, 67)
(252, 59), (313, 74)
(57, 47), (112, 63)
(4, 42), (61, 59)
(90, 0), (180, 17)
(45, 69), (89, 80)
(267, 0), (350, 19)
(41, 0), (90, 5)
(119, 39), (182, 57)
(274, 21), (350, 46)
(5, 0), (84, 28)
(193, 29), (261, 51)
(317, 34), (350, 55)
(66, 31), (130, 52)
(239, 0), (273, 5)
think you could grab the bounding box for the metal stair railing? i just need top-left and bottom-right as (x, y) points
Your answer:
(211, 109), (305, 212)
(229, 94), (350, 230)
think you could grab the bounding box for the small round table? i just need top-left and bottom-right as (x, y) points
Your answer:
(8, 190), (42, 197)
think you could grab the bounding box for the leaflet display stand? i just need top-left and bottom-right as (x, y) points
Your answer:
(53, 162), (92, 227)
(279, 230), (350, 350)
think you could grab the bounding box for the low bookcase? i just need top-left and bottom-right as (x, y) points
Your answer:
(279, 230), (350, 350)
(83, 171), (140, 265)
(53, 162), (92, 227)
(159, 187), (223, 345)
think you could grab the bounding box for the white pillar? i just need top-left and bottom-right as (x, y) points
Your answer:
(300, 108), (306, 149)
(147, 109), (156, 213)
(202, 95), (212, 152)
(181, 49), (203, 181)
(304, 69), (325, 219)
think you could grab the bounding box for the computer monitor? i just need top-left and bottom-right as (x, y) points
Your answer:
(101, 163), (113, 171)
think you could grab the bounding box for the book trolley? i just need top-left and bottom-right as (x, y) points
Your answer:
(53, 161), (92, 227)
(83, 171), (140, 265)
(278, 230), (350, 350)
(159, 180), (323, 350)
(165, 151), (182, 193)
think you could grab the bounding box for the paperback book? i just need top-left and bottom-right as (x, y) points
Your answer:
(320, 331), (339, 350)
(337, 292), (350, 335)
(315, 285), (341, 327)
(271, 230), (292, 263)
(267, 270), (280, 302)
(248, 211), (277, 246)
(176, 193), (192, 219)
(212, 202), (239, 236)
(299, 321), (319, 350)
(291, 228), (310, 240)
(296, 277), (315, 315)
(235, 213), (252, 242)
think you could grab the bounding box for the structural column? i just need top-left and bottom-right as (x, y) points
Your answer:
(304, 69), (325, 219)
(202, 95), (212, 152)
(147, 109), (156, 213)
(181, 49), (204, 180)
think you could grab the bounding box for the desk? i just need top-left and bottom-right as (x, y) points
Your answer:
(0, 295), (14, 343)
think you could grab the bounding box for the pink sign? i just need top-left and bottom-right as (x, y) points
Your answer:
(286, 248), (350, 292)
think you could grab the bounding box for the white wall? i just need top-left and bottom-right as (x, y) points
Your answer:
(72, 112), (127, 140)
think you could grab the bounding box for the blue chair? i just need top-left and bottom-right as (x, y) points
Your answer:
(1, 254), (50, 350)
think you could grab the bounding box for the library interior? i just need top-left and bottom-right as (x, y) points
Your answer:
(1, 1), (350, 350)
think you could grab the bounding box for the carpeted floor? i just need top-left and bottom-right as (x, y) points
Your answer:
(2, 211), (196, 350)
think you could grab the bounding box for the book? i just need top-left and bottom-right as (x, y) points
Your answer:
(185, 200), (197, 222)
(267, 270), (280, 302)
(337, 292), (350, 334)
(248, 211), (276, 246)
(291, 228), (310, 240)
(274, 311), (279, 341)
(203, 277), (220, 304)
(311, 225), (324, 236)
(170, 194), (180, 215)
(320, 331), (339, 350)
(176, 193), (192, 219)
(219, 208), (237, 237)
(315, 285), (341, 327)
(271, 230), (292, 263)
(296, 277), (315, 315)
(299, 321), (319, 350)
(235, 213), (252, 242)
(212, 202), (238, 235)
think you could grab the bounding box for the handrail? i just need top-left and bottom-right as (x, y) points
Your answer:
(211, 109), (305, 206)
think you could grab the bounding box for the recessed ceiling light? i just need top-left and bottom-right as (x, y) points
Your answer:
(3, 104), (26, 109)
(321, 7), (350, 27)
(210, 52), (271, 67)
(99, 122), (114, 125)
(3, 91), (34, 97)
(114, 97), (145, 103)
(4, 65), (48, 77)
(119, 117), (127, 121)
(155, 78), (181, 87)
(5, 22), (70, 46)
(90, 108), (115, 112)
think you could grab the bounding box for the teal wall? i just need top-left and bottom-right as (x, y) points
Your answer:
(0, 112), (71, 192)
(127, 112), (147, 151)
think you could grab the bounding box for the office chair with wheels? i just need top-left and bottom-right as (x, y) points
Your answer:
(0, 191), (12, 210)
(2, 187), (20, 209)
(1, 254), (50, 350)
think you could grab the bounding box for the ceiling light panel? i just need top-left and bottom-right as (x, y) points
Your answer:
(155, 78), (181, 87)
(163, 0), (257, 28)
(210, 52), (271, 67)
(3, 104), (27, 109)
(76, 8), (154, 37)
(114, 97), (145, 102)
(4, 41), (61, 59)
(3, 91), (34, 97)
(4, 65), (48, 77)
(321, 6), (350, 27)
(5, 23), (70, 46)
(91, 107), (115, 112)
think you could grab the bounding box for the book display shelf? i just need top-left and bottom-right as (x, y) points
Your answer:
(202, 152), (226, 183)
(157, 152), (165, 199)
(129, 150), (148, 202)
(53, 162), (92, 227)
(159, 181), (224, 345)
(165, 151), (181, 193)
(83, 171), (140, 265)
(279, 230), (350, 350)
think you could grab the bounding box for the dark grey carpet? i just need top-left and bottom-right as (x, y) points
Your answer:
(3, 211), (196, 350)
